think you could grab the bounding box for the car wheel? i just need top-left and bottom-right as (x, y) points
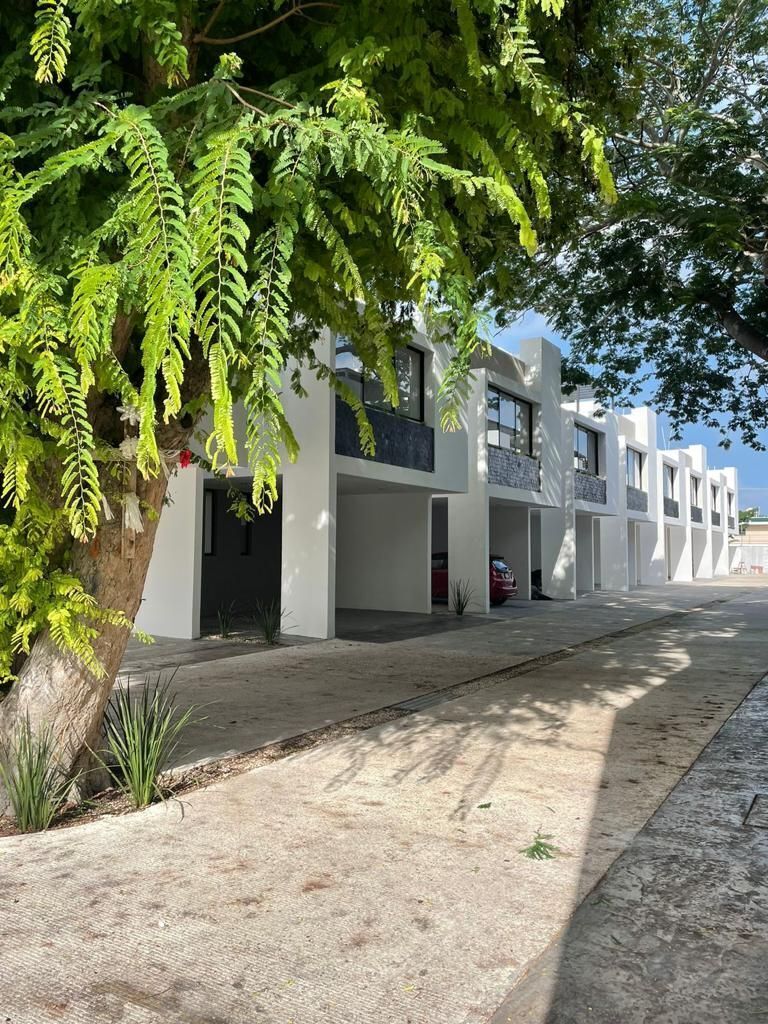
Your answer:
(490, 597), (507, 606)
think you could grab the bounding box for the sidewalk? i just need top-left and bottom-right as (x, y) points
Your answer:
(490, 672), (768, 1024)
(121, 580), (760, 768)
(2, 582), (767, 1024)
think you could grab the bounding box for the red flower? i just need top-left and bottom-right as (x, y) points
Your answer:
(179, 449), (192, 469)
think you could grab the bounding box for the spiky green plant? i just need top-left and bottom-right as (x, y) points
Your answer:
(253, 598), (283, 646)
(217, 600), (236, 638)
(101, 677), (195, 809)
(0, 718), (73, 832)
(450, 578), (475, 616)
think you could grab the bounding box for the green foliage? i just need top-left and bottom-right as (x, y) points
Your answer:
(0, 717), (73, 831)
(0, 0), (614, 675)
(492, 0), (768, 447)
(520, 831), (559, 860)
(253, 598), (283, 645)
(216, 600), (236, 638)
(101, 676), (195, 808)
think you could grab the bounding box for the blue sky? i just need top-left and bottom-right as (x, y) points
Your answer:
(494, 311), (768, 514)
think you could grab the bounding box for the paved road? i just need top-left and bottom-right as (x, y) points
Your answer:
(2, 582), (767, 1023)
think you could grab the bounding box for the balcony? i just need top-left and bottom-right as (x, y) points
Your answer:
(575, 471), (607, 504)
(728, 515), (736, 530)
(711, 510), (721, 527)
(690, 505), (703, 524)
(335, 398), (434, 472)
(664, 496), (679, 518)
(488, 448), (541, 490)
(626, 485), (648, 513)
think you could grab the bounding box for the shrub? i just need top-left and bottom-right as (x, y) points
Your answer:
(253, 598), (283, 645)
(0, 719), (73, 832)
(217, 600), (236, 637)
(450, 578), (474, 616)
(102, 676), (195, 808)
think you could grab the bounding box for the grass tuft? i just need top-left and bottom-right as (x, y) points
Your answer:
(0, 718), (73, 832)
(450, 578), (474, 616)
(101, 675), (195, 808)
(253, 599), (284, 645)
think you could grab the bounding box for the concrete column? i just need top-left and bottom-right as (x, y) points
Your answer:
(136, 465), (203, 639)
(447, 373), (490, 612)
(490, 504), (531, 600)
(281, 334), (336, 639)
(448, 488), (490, 612)
(336, 491), (431, 612)
(540, 408), (576, 599)
(575, 514), (595, 593)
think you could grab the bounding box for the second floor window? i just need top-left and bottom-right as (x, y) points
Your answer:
(487, 386), (533, 455)
(335, 337), (424, 422)
(691, 475), (701, 506)
(663, 464), (676, 500)
(574, 425), (599, 475)
(711, 485), (719, 512)
(727, 491), (734, 515)
(626, 448), (643, 488)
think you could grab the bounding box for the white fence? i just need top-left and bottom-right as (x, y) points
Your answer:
(730, 544), (768, 575)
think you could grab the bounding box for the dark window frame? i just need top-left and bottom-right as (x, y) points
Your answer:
(574, 424), (600, 476)
(335, 337), (425, 423)
(486, 384), (534, 457)
(626, 447), (643, 489)
(663, 464), (676, 500)
(711, 484), (719, 512)
(691, 475), (701, 506)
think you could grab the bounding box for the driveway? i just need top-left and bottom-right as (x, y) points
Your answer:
(2, 581), (767, 1023)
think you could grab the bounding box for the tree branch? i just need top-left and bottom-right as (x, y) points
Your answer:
(194, 2), (340, 45)
(709, 298), (768, 362)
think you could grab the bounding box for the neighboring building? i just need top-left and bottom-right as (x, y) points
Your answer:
(731, 516), (768, 574)
(136, 334), (740, 640)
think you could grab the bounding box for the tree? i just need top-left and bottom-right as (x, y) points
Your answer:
(490, 0), (768, 448)
(0, 0), (615, 792)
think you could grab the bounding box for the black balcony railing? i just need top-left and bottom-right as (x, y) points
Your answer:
(690, 505), (703, 524)
(335, 398), (434, 472)
(711, 510), (721, 527)
(626, 485), (648, 513)
(575, 471), (607, 504)
(488, 448), (541, 490)
(664, 496), (679, 518)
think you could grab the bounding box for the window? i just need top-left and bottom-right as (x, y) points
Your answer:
(663, 464), (675, 500)
(487, 386), (533, 455)
(574, 425), (599, 475)
(691, 475), (701, 506)
(711, 485), (719, 512)
(203, 489), (215, 555)
(335, 336), (424, 421)
(626, 448), (643, 489)
(727, 491), (734, 515)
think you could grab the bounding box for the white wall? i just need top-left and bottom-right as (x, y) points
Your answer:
(575, 515), (595, 592)
(281, 333), (337, 639)
(336, 492), (431, 612)
(135, 466), (203, 639)
(490, 504), (531, 600)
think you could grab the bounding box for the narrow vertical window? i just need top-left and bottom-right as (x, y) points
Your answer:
(203, 489), (215, 556)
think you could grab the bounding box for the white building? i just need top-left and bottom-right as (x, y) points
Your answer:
(136, 333), (739, 640)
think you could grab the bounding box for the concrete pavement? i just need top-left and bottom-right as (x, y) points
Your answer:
(2, 581), (767, 1023)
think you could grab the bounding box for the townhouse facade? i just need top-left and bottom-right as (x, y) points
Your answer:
(136, 333), (739, 640)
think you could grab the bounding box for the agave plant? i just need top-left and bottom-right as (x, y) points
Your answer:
(0, 719), (73, 832)
(102, 675), (195, 808)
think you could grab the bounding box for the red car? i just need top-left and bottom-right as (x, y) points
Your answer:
(431, 553), (518, 606)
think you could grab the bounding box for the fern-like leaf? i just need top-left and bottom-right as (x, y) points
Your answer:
(30, 0), (71, 85)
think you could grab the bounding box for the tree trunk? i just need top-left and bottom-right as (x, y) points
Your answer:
(0, 470), (171, 811)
